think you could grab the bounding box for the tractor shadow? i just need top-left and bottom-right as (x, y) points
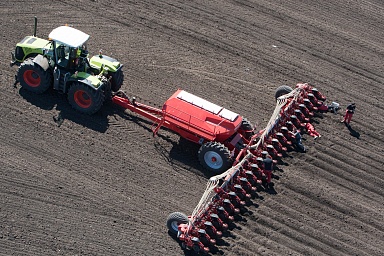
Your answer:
(19, 87), (181, 137)
(19, 87), (110, 133)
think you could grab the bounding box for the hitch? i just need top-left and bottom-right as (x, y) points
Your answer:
(13, 75), (19, 88)
(10, 52), (17, 67)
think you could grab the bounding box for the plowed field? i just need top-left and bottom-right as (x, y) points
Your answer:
(1, 1), (383, 255)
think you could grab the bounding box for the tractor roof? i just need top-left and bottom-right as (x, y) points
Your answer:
(48, 26), (89, 48)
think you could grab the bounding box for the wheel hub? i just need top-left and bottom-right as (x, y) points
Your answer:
(23, 70), (41, 87)
(204, 151), (223, 169)
(74, 90), (92, 108)
(171, 221), (179, 231)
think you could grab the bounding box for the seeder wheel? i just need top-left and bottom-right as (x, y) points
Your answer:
(275, 85), (293, 100)
(166, 212), (189, 235)
(198, 142), (232, 174)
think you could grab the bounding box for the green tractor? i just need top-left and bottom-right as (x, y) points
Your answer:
(11, 17), (124, 114)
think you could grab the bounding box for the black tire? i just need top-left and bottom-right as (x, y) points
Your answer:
(241, 118), (253, 130)
(166, 212), (189, 235)
(240, 118), (255, 141)
(198, 142), (233, 174)
(192, 244), (201, 253)
(275, 85), (293, 100)
(67, 82), (104, 115)
(110, 68), (124, 92)
(17, 59), (52, 94)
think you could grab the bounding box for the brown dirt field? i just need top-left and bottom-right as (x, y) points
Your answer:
(1, 0), (383, 255)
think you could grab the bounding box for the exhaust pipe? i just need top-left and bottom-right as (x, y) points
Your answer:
(33, 16), (37, 37)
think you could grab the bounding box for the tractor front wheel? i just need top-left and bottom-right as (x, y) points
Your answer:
(17, 59), (52, 94)
(198, 142), (232, 174)
(275, 85), (293, 100)
(166, 212), (189, 236)
(68, 82), (104, 115)
(110, 68), (124, 92)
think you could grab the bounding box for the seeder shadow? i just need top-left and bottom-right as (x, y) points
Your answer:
(265, 186), (278, 195)
(277, 158), (289, 167)
(169, 230), (227, 256)
(208, 247), (226, 255)
(168, 229), (230, 256)
(346, 123), (360, 139)
(167, 231), (200, 256)
(226, 222), (240, 232)
(167, 138), (213, 178)
(112, 109), (209, 176)
(313, 112), (325, 119)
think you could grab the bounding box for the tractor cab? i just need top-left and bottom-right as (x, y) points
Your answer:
(48, 26), (89, 71)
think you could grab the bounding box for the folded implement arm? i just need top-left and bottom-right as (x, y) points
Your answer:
(168, 83), (327, 253)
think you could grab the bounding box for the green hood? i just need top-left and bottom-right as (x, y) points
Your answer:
(15, 36), (51, 61)
(89, 55), (121, 72)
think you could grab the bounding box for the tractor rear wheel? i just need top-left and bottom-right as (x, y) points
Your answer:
(166, 212), (189, 235)
(17, 59), (52, 94)
(198, 142), (232, 174)
(67, 82), (104, 115)
(110, 69), (124, 92)
(275, 85), (293, 100)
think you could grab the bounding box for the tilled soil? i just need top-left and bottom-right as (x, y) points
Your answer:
(0, 0), (383, 255)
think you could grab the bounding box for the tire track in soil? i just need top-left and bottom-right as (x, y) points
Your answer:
(285, 155), (384, 231)
(254, 205), (371, 256)
(316, 141), (384, 181)
(307, 147), (384, 196)
(222, 226), (296, 256)
(271, 190), (379, 255)
(280, 177), (384, 235)
(232, 168), (384, 255)
(318, 117), (384, 155)
(236, 217), (335, 256)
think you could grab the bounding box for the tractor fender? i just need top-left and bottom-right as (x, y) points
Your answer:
(66, 77), (97, 91)
(71, 72), (102, 90)
(65, 73), (105, 94)
(63, 78), (98, 95)
(33, 54), (50, 71)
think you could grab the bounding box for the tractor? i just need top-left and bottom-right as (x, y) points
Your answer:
(10, 17), (124, 114)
